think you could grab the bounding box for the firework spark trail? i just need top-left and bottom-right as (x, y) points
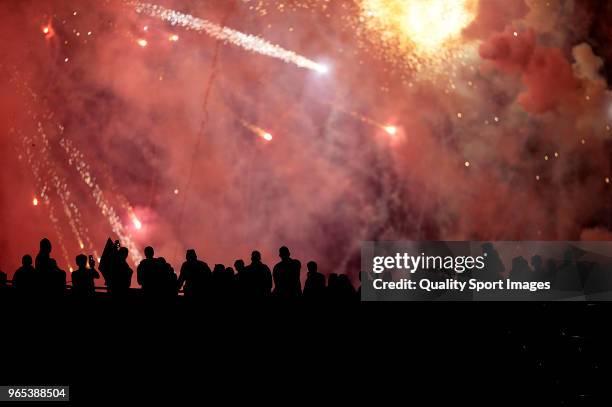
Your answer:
(22, 78), (91, 250)
(9, 72), (88, 270)
(238, 118), (273, 142)
(344, 109), (397, 135)
(131, 1), (328, 73)
(16, 127), (72, 270)
(11, 69), (142, 267)
(58, 137), (143, 265)
(324, 101), (397, 136)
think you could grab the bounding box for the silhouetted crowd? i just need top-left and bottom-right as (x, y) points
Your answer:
(2, 238), (359, 301)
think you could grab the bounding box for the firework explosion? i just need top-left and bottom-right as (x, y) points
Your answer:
(359, 0), (477, 56)
(0, 0), (611, 284)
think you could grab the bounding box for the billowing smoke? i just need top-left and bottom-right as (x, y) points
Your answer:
(0, 1), (610, 284)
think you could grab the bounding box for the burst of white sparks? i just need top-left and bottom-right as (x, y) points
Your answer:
(132, 2), (328, 73)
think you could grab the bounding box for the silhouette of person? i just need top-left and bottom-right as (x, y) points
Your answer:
(235, 259), (248, 297)
(71, 254), (100, 297)
(531, 255), (545, 281)
(13, 255), (36, 295)
(545, 258), (558, 285)
(337, 274), (356, 301)
(111, 247), (133, 297)
(48, 259), (66, 298)
(509, 256), (532, 282)
(244, 251), (272, 300)
(212, 263), (232, 300)
(158, 257), (178, 299)
(178, 249), (211, 299)
(272, 246), (302, 299)
(137, 246), (158, 296)
(553, 249), (583, 293)
(34, 239), (66, 297)
(327, 272), (340, 300)
(481, 243), (505, 281)
(303, 261), (325, 301)
(234, 259), (245, 275)
(35, 238), (54, 273)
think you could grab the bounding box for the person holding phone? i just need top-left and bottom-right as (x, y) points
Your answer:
(72, 254), (100, 297)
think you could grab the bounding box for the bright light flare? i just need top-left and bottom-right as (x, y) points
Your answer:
(137, 38), (148, 47)
(384, 125), (397, 136)
(169, 34), (179, 42)
(262, 132), (273, 142)
(132, 217), (143, 230)
(315, 63), (329, 74)
(41, 24), (54, 39)
(32, 197), (39, 206)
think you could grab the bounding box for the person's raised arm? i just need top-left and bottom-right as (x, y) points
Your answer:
(89, 255), (100, 279)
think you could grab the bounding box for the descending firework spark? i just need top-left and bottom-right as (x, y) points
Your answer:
(357, 0), (477, 74)
(239, 119), (273, 142)
(10, 119), (73, 269)
(59, 137), (143, 264)
(383, 125), (397, 136)
(334, 105), (397, 137)
(11, 70), (94, 261)
(10, 68), (143, 266)
(132, 2), (328, 73)
(41, 23), (55, 39)
(130, 212), (143, 230)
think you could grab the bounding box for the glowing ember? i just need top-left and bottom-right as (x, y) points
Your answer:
(137, 38), (148, 47)
(32, 197), (39, 206)
(41, 24), (54, 39)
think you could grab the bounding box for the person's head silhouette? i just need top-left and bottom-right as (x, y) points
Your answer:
(234, 259), (245, 271)
(307, 261), (317, 273)
(22, 254), (33, 267)
(531, 255), (542, 269)
(76, 254), (87, 269)
(251, 251), (261, 263)
(186, 249), (197, 262)
(119, 247), (129, 261)
(482, 242), (493, 253)
(40, 238), (52, 255)
(214, 264), (225, 274)
(279, 246), (290, 260)
(144, 246), (154, 259)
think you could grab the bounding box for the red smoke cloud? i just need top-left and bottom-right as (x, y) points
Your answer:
(480, 28), (581, 114)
